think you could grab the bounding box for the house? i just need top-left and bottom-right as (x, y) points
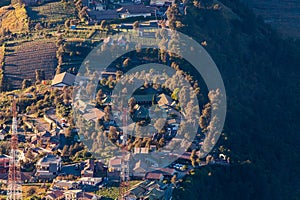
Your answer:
(132, 94), (155, 106)
(82, 159), (107, 177)
(81, 159), (95, 177)
(52, 180), (79, 190)
(131, 104), (150, 121)
(145, 172), (164, 181)
(79, 177), (103, 186)
(82, 108), (106, 123)
(108, 156), (122, 172)
(117, 5), (156, 19)
(153, 168), (176, 178)
(51, 72), (76, 87)
(64, 190), (101, 200)
(124, 180), (165, 200)
(36, 154), (62, 180)
(132, 160), (148, 179)
(88, 10), (119, 21)
(150, 0), (174, 7)
(133, 147), (149, 154)
(157, 93), (173, 107)
(44, 190), (65, 200)
(0, 155), (10, 173)
(101, 71), (117, 79)
(0, 129), (6, 140)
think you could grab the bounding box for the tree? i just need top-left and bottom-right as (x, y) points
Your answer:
(154, 118), (166, 133)
(100, 20), (107, 30)
(35, 69), (45, 83)
(95, 89), (103, 103)
(22, 79), (31, 90)
(171, 174), (177, 185)
(62, 145), (69, 156)
(35, 23), (42, 31)
(64, 19), (71, 29)
(27, 187), (36, 197)
(108, 126), (118, 142)
(133, 21), (139, 30)
(158, 138), (165, 147)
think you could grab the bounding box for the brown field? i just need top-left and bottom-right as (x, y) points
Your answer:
(3, 40), (57, 90)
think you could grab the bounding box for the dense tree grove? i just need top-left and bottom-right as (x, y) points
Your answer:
(172, 0), (300, 199)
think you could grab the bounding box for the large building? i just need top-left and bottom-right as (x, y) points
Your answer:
(36, 154), (62, 180)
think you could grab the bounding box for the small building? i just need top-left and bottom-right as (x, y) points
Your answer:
(82, 108), (106, 123)
(44, 190), (65, 200)
(132, 94), (154, 106)
(79, 177), (103, 186)
(150, 0), (174, 7)
(64, 190), (101, 200)
(51, 72), (76, 87)
(145, 172), (164, 181)
(157, 93), (173, 107)
(117, 5), (156, 19)
(52, 180), (79, 190)
(153, 167), (176, 178)
(88, 10), (119, 21)
(0, 155), (10, 173)
(132, 160), (147, 179)
(108, 156), (122, 172)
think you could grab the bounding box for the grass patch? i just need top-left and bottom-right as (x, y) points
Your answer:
(0, 4), (29, 32)
(22, 183), (49, 199)
(95, 180), (143, 199)
(27, 0), (76, 24)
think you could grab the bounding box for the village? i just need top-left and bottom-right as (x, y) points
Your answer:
(0, 0), (231, 199)
(0, 69), (229, 199)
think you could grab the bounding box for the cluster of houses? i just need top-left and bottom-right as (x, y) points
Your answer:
(83, 0), (176, 21)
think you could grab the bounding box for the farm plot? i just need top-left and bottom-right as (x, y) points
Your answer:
(27, 0), (76, 23)
(3, 40), (58, 90)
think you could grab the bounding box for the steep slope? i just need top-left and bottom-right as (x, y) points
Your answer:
(241, 0), (300, 38)
(173, 0), (300, 199)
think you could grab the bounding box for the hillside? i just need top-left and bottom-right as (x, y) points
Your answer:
(172, 0), (300, 199)
(242, 0), (300, 38)
(3, 40), (57, 90)
(0, 3), (29, 33)
(27, 0), (76, 24)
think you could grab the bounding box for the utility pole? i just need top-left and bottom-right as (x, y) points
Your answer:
(7, 95), (22, 200)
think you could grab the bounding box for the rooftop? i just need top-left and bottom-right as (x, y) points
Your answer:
(52, 72), (76, 87)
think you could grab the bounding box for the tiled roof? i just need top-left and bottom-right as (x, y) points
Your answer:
(52, 72), (76, 86)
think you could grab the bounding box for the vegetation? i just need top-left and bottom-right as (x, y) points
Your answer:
(0, 3), (29, 33)
(170, 0), (300, 199)
(0, 0), (10, 7)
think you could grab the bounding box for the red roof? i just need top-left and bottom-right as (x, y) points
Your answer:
(145, 172), (164, 180)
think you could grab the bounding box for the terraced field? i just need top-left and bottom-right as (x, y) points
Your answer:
(242, 0), (300, 38)
(3, 40), (57, 90)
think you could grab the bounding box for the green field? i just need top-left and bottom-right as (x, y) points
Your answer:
(27, 0), (76, 23)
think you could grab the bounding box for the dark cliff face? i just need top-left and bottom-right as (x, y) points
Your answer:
(241, 0), (300, 38)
